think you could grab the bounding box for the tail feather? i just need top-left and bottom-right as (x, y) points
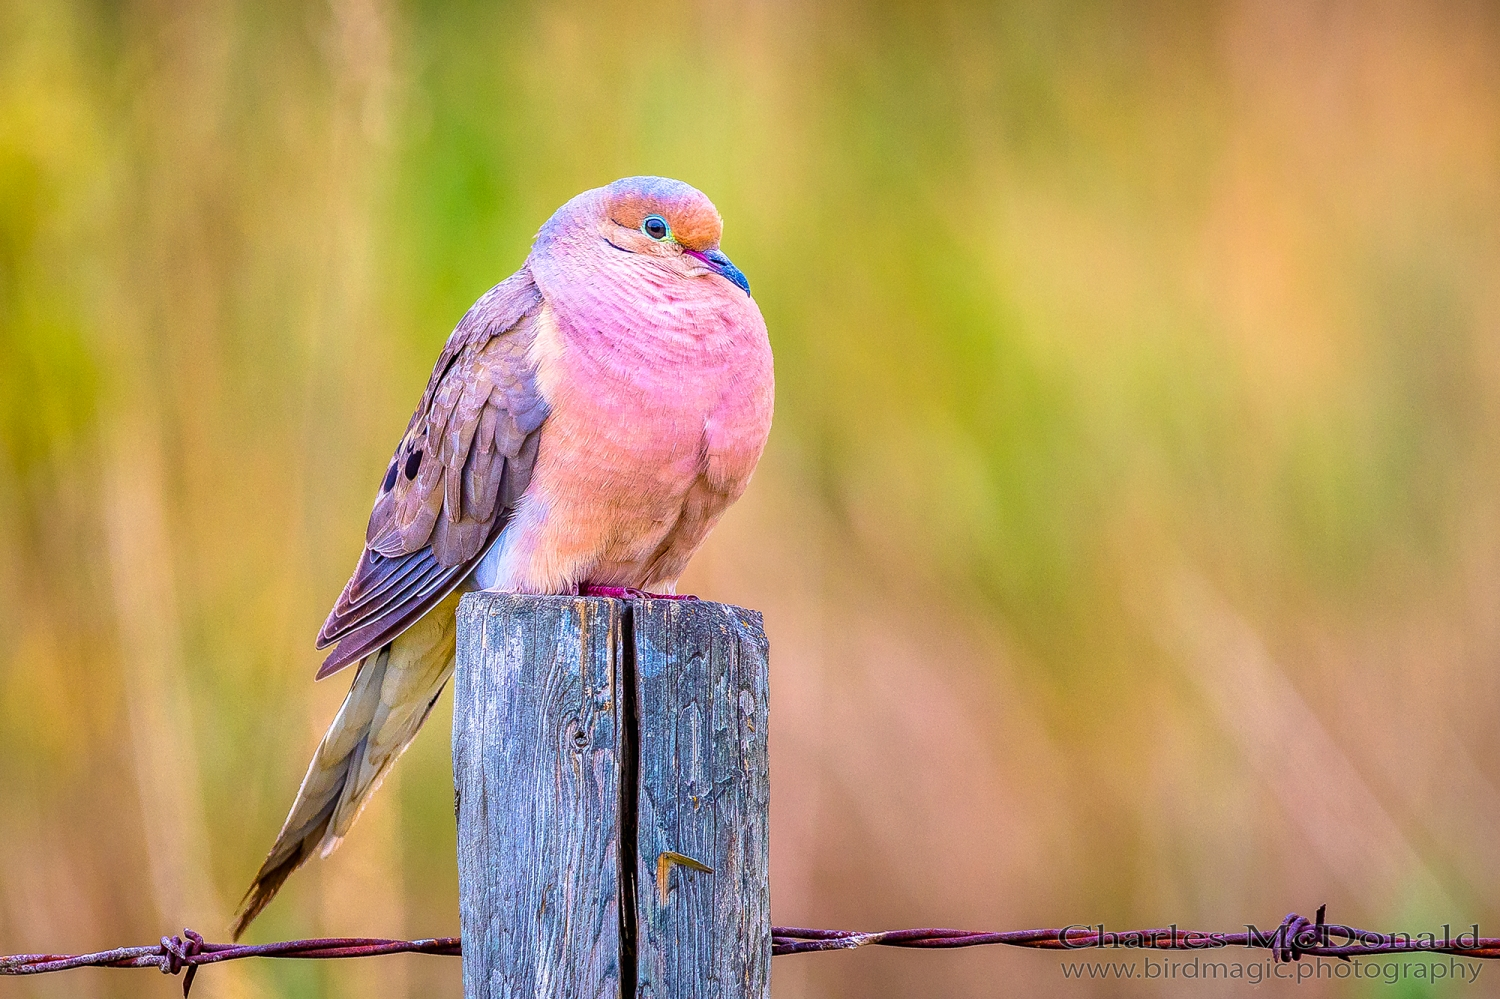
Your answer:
(232, 593), (459, 940)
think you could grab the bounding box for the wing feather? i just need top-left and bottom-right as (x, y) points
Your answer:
(314, 270), (548, 679)
(324, 555), (448, 640)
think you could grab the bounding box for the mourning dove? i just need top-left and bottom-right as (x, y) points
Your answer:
(232, 177), (773, 938)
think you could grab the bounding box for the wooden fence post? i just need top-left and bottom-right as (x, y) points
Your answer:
(453, 593), (770, 999)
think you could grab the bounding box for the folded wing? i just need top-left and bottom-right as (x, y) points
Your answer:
(314, 271), (549, 678)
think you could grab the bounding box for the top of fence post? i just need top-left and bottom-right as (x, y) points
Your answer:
(452, 592), (770, 999)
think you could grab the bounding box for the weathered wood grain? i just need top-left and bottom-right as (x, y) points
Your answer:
(453, 594), (626, 999)
(632, 600), (770, 999)
(454, 593), (770, 999)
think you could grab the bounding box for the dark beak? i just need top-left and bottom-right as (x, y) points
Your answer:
(687, 248), (751, 296)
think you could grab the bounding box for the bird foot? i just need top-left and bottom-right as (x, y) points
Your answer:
(579, 584), (698, 601)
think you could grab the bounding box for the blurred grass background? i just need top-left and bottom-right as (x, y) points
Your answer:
(3, 1), (1500, 996)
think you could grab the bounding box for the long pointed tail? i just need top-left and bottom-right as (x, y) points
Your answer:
(231, 592), (460, 940)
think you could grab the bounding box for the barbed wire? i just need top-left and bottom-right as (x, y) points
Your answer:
(5, 908), (1499, 995)
(772, 908), (1500, 959)
(0, 932), (460, 996)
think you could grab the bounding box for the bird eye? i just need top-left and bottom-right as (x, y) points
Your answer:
(642, 215), (671, 241)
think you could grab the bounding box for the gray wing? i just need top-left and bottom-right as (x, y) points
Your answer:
(313, 270), (549, 678)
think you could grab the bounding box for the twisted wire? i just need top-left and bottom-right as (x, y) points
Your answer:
(5, 907), (1498, 995)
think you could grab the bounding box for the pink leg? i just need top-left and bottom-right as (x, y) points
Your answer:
(579, 583), (699, 601)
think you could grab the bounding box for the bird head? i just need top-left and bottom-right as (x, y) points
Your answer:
(533, 176), (752, 297)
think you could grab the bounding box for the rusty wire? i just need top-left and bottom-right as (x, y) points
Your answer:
(772, 907), (1500, 959)
(0, 931), (460, 996)
(5, 908), (1500, 995)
